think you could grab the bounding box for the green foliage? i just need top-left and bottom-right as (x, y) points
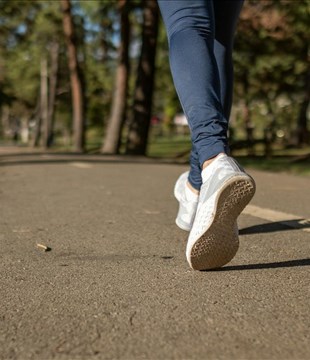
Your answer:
(234, 0), (309, 141)
(0, 0), (308, 150)
(153, 20), (181, 125)
(0, 1), (63, 114)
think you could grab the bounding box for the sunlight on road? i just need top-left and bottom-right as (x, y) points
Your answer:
(244, 204), (310, 233)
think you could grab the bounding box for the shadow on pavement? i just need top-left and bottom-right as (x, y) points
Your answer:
(213, 258), (310, 272)
(240, 220), (310, 234)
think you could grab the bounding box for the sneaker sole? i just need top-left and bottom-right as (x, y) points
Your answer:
(187, 175), (255, 270)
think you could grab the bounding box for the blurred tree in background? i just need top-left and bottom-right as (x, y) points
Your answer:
(101, 0), (131, 155)
(125, 0), (159, 155)
(61, 0), (85, 152)
(0, 0), (309, 156)
(234, 0), (309, 151)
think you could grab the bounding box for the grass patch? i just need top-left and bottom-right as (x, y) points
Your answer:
(234, 156), (310, 176)
(2, 132), (309, 176)
(147, 135), (191, 158)
(147, 135), (310, 176)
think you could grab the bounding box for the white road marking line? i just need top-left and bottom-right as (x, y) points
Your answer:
(243, 204), (310, 233)
(70, 162), (92, 169)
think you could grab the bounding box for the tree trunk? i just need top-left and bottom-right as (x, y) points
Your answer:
(296, 72), (310, 146)
(101, 0), (130, 154)
(32, 94), (41, 147)
(240, 71), (255, 156)
(45, 41), (59, 148)
(20, 116), (30, 144)
(125, 0), (159, 155)
(61, 0), (85, 152)
(0, 105), (10, 139)
(242, 98), (255, 156)
(263, 99), (277, 159)
(40, 57), (49, 148)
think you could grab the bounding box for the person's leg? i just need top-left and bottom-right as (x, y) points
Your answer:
(159, 0), (255, 270)
(214, 0), (244, 120)
(188, 0), (244, 190)
(158, 0), (227, 191)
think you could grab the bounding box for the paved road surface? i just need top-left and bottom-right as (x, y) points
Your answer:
(0, 149), (309, 360)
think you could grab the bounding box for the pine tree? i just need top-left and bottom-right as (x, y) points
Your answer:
(60, 0), (85, 152)
(125, 0), (159, 155)
(101, 0), (130, 154)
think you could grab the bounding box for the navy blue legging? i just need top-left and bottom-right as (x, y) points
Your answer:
(158, 0), (244, 190)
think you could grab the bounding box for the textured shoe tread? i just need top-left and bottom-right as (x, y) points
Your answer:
(189, 177), (255, 270)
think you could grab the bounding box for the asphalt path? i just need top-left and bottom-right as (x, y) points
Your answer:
(0, 149), (309, 360)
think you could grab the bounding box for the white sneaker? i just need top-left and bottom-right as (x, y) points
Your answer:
(174, 171), (198, 231)
(186, 154), (256, 270)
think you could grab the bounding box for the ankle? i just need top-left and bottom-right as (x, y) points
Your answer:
(186, 181), (199, 196)
(202, 152), (226, 169)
